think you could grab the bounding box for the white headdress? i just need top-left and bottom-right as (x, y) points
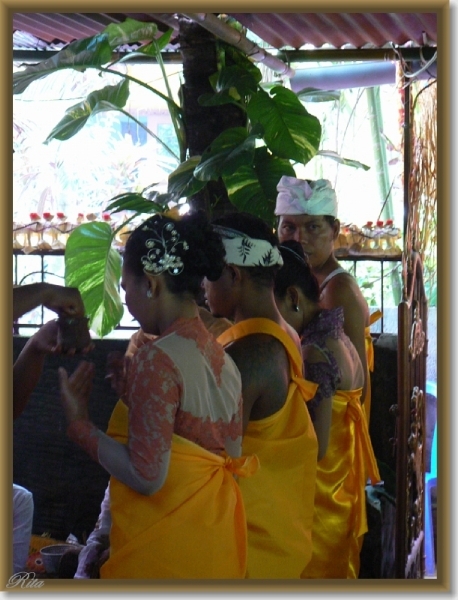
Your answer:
(213, 226), (283, 268)
(275, 176), (338, 218)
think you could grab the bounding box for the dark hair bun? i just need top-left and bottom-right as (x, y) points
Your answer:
(279, 240), (307, 263)
(124, 210), (226, 297)
(175, 211), (226, 282)
(212, 211), (279, 247)
(275, 240), (320, 303)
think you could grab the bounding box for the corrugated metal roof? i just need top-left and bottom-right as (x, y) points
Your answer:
(231, 12), (437, 50)
(13, 12), (437, 52)
(13, 13), (179, 50)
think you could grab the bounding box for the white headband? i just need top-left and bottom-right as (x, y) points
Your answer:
(275, 176), (338, 218)
(214, 226), (283, 267)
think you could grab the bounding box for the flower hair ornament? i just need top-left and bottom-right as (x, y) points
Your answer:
(141, 219), (189, 276)
(213, 225), (283, 268)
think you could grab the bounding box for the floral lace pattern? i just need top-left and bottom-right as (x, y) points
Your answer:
(174, 396), (243, 455)
(126, 317), (242, 482)
(165, 316), (226, 386)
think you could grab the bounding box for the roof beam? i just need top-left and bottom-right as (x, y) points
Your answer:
(180, 13), (295, 78)
(278, 46), (437, 64)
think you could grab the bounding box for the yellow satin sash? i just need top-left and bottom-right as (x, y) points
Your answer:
(363, 309), (382, 426)
(218, 319), (318, 579)
(101, 400), (259, 579)
(301, 388), (381, 579)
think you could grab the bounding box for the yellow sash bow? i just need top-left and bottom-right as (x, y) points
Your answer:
(101, 400), (259, 579)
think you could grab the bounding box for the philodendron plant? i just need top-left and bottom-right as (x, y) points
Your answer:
(14, 18), (369, 337)
(13, 18), (186, 337)
(169, 45), (322, 225)
(13, 18), (186, 163)
(167, 48), (369, 225)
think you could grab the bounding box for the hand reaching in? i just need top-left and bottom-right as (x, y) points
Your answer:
(27, 319), (93, 356)
(42, 283), (86, 318)
(13, 320), (92, 420)
(26, 319), (61, 355)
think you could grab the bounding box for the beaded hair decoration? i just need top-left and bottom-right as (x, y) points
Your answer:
(141, 219), (189, 276)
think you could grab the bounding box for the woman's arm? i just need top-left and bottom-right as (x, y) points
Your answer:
(13, 327), (51, 420)
(13, 282), (85, 321)
(303, 345), (338, 461)
(320, 276), (369, 402)
(59, 347), (181, 496)
(13, 319), (91, 419)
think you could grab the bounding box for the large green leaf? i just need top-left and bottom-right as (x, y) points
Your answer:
(13, 35), (113, 95)
(45, 79), (129, 142)
(199, 65), (260, 106)
(223, 44), (263, 85)
(247, 86), (322, 165)
(65, 222), (123, 338)
(198, 89), (241, 107)
(102, 18), (159, 49)
(216, 65), (260, 97)
(194, 128), (258, 181)
(122, 26), (185, 161)
(223, 148), (296, 224)
(137, 28), (174, 55)
(168, 157), (207, 199)
(13, 19), (163, 96)
(318, 150), (371, 170)
(106, 192), (170, 215)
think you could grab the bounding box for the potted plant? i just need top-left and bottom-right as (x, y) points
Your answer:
(14, 17), (368, 337)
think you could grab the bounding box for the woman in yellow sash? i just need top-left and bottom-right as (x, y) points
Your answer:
(58, 211), (257, 579)
(274, 241), (381, 578)
(275, 177), (371, 408)
(204, 213), (318, 578)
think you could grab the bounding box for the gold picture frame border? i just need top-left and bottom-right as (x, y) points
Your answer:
(2, 1), (451, 594)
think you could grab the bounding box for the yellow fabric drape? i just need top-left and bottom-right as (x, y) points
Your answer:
(301, 388), (382, 579)
(218, 319), (318, 579)
(101, 400), (259, 579)
(363, 309), (383, 426)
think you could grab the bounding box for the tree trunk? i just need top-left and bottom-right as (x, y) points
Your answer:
(178, 16), (246, 217)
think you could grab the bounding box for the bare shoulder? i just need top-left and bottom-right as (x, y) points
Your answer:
(302, 342), (327, 365)
(225, 334), (289, 378)
(225, 333), (292, 421)
(325, 271), (364, 299)
(321, 272), (369, 321)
